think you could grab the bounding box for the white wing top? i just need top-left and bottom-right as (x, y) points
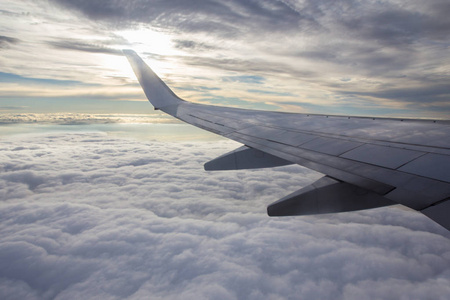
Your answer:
(124, 50), (450, 230)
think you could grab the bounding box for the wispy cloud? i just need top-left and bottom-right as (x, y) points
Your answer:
(1, 0), (449, 117)
(0, 106), (27, 112)
(0, 35), (19, 48)
(47, 39), (123, 56)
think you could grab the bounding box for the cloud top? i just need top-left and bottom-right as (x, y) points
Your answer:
(0, 130), (449, 299)
(0, 113), (175, 124)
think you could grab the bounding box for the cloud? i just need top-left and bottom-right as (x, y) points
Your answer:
(0, 113), (177, 125)
(49, 0), (306, 36)
(48, 0), (449, 49)
(181, 55), (316, 79)
(0, 130), (449, 299)
(47, 39), (123, 56)
(0, 106), (27, 112)
(0, 35), (19, 48)
(247, 89), (296, 97)
(1, 0), (449, 117)
(173, 39), (217, 51)
(341, 83), (450, 106)
(339, 2), (450, 46)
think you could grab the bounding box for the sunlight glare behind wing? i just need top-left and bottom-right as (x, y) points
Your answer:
(116, 28), (184, 77)
(119, 28), (176, 55)
(98, 54), (136, 83)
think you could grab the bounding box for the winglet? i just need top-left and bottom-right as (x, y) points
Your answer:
(123, 50), (184, 112)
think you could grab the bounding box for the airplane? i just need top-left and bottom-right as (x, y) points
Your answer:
(123, 49), (450, 231)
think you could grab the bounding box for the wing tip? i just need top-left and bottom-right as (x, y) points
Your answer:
(122, 49), (136, 56)
(122, 48), (184, 113)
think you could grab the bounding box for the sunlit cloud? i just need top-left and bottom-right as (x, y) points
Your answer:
(0, 113), (176, 125)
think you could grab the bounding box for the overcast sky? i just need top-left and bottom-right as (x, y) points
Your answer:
(1, 0), (449, 118)
(1, 130), (449, 299)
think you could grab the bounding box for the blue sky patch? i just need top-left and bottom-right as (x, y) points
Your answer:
(222, 75), (265, 84)
(0, 72), (93, 86)
(175, 85), (221, 92)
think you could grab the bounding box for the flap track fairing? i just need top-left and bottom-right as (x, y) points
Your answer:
(204, 145), (293, 171)
(268, 176), (396, 216)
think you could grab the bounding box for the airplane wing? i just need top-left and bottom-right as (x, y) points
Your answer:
(123, 50), (450, 230)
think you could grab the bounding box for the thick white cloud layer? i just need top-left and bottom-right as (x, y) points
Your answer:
(0, 131), (449, 299)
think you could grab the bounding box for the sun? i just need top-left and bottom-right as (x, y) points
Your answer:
(96, 27), (183, 84)
(118, 28), (177, 56)
(111, 27), (185, 77)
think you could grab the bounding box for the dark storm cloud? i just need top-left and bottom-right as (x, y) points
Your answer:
(0, 131), (449, 299)
(48, 40), (123, 55)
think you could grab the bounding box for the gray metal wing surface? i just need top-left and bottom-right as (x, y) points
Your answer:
(124, 50), (450, 230)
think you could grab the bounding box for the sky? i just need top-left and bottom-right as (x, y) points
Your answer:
(0, 0), (449, 118)
(1, 129), (449, 299)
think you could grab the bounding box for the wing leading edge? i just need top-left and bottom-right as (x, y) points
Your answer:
(123, 50), (450, 230)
